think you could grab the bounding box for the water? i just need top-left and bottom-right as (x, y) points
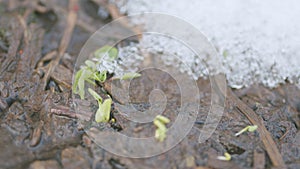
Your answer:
(108, 0), (300, 88)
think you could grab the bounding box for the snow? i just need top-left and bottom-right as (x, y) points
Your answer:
(107, 0), (300, 88)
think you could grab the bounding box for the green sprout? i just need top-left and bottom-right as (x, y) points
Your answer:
(235, 125), (258, 136)
(156, 115), (170, 124)
(73, 60), (104, 99)
(72, 46), (142, 124)
(85, 60), (97, 70)
(88, 88), (102, 103)
(217, 152), (231, 161)
(222, 49), (229, 58)
(73, 46), (118, 99)
(93, 70), (107, 83)
(73, 45), (140, 99)
(94, 45), (118, 60)
(88, 88), (112, 123)
(95, 97), (112, 123)
(113, 72), (142, 80)
(154, 115), (170, 142)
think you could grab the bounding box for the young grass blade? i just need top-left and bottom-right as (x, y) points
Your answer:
(113, 73), (142, 80)
(88, 88), (102, 103)
(85, 60), (96, 71)
(72, 69), (83, 94)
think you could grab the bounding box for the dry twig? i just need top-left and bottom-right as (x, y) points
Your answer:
(228, 88), (286, 169)
(42, 0), (78, 89)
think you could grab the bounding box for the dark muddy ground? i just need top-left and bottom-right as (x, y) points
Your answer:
(0, 0), (299, 169)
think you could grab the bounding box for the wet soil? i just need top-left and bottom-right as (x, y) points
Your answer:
(0, 0), (299, 169)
